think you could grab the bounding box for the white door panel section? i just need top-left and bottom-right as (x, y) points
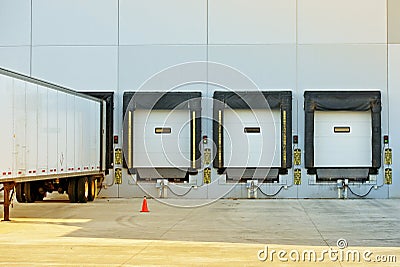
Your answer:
(13, 79), (26, 175)
(66, 94), (75, 172)
(0, 75), (14, 176)
(74, 96), (84, 172)
(223, 109), (281, 168)
(57, 92), (67, 173)
(314, 111), (372, 167)
(47, 89), (58, 173)
(25, 83), (38, 175)
(37, 86), (48, 173)
(133, 109), (191, 168)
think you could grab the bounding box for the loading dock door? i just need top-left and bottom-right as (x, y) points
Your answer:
(314, 111), (372, 167)
(223, 109), (281, 168)
(133, 109), (191, 168)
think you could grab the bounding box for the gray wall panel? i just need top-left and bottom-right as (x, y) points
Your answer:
(32, 46), (118, 90)
(388, 0), (400, 44)
(298, 45), (387, 90)
(119, 45), (207, 91)
(32, 0), (118, 45)
(120, 0), (207, 45)
(0, 46), (30, 75)
(298, 0), (387, 44)
(209, 0), (296, 44)
(208, 45), (296, 89)
(0, 0), (31, 46)
(388, 45), (400, 197)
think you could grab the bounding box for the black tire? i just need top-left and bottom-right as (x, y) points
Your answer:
(68, 179), (77, 203)
(87, 177), (96, 202)
(24, 182), (36, 203)
(16, 183), (26, 203)
(77, 176), (88, 203)
(36, 193), (44, 201)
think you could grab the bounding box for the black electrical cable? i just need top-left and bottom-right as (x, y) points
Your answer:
(347, 186), (374, 198)
(257, 185), (285, 197)
(166, 185), (193, 197)
(0, 187), (4, 192)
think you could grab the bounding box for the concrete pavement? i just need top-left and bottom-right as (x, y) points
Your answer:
(0, 196), (399, 266)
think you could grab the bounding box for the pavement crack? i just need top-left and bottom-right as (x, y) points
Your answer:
(159, 208), (195, 239)
(297, 200), (330, 248)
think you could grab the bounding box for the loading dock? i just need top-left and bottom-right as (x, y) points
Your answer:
(123, 92), (201, 181)
(213, 91), (292, 182)
(304, 91), (381, 181)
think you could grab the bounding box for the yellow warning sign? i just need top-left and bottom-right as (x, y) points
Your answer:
(203, 168), (211, 184)
(115, 148), (122, 165)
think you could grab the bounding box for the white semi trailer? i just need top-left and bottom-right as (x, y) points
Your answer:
(0, 68), (107, 220)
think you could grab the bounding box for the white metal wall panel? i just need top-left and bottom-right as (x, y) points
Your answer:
(13, 80), (26, 175)
(47, 89), (58, 173)
(37, 86), (48, 174)
(119, 0), (206, 45)
(209, 0), (296, 44)
(119, 46), (207, 91)
(314, 111), (372, 167)
(298, 45), (387, 89)
(0, 47), (31, 75)
(0, 0), (31, 46)
(57, 92), (67, 173)
(0, 75), (14, 177)
(32, 46), (117, 91)
(25, 83), (38, 175)
(223, 109), (281, 168)
(133, 110), (191, 168)
(32, 0), (118, 45)
(66, 94), (75, 172)
(298, 0), (387, 44)
(388, 45), (400, 197)
(208, 45), (296, 89)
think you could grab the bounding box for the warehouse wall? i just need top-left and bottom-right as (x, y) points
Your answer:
(0, 0), (397, 198)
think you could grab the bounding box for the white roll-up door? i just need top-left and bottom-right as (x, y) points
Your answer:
(133, 109), (191, 168)
(314, 111), (372, 167)
(223, 109), (281, 168)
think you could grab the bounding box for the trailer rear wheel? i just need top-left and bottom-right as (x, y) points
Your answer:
(24, 182), (36, 203)
(68, 179), (77, 203)
(16, 183), (26, 203)
(87, 177), (96, 202)
(77, 177), (88, 203)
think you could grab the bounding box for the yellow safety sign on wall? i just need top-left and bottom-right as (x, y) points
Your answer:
(385, 168), (392, 184)
(115, 148), (122, 165)
(384, 148), (392, 165)
(294, 169), (301, 185)
(204, 148), (211, 165)
(115, 168), (122, 184)
(203, 167), (211, 184)
(294, 148), (301, 166)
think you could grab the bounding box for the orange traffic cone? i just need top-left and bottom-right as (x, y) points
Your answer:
(140, 196), (149, 212)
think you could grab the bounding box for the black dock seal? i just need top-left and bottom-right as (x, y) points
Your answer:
(304, 91), (381, 170)
(213, 91), (292, 171)
(123, 92), (202, 173)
